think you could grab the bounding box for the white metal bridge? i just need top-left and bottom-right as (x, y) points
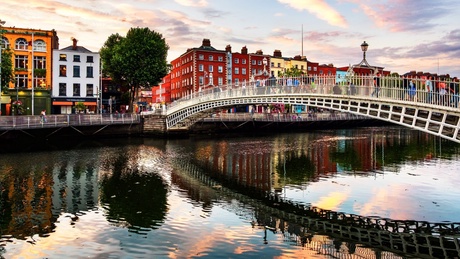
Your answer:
(162, 75), (460, 144)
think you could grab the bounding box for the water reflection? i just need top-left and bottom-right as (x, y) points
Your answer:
(99, 151), (168, 232)
(1, 128), (460, 258)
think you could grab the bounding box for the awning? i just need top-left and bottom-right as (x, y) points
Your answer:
(82, 102), (97, 106)
(53, 101), (73, 105)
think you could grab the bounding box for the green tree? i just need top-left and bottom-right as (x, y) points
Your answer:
(280, 67), (304, 77)
(1, 48), (14, 93)
(100, 28), (169, 112)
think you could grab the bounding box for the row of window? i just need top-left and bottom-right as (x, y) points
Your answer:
(59, 65), (94, 78)
(198, 54), (224, 62)
(58, 83), (95, 97)
(59, 54), (93, 63)
(1, 38), (46, 52)
(14, 55), (46, 69)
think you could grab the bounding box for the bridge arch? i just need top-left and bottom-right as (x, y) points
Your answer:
(165, 78), (460, 143)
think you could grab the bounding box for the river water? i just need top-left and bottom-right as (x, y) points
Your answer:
(1, 126), (460, 258)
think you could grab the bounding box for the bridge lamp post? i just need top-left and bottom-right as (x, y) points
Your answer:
(361, 41), (368, 64)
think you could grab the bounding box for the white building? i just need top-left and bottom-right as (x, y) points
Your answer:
(52, 38), (100, 114)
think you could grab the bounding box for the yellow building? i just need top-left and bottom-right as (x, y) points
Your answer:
(270, 50), (308, 77)
(1, 27), (58, 115)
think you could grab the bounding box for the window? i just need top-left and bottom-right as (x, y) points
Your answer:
(234, 58), (239, 64)
(198, 54), (204, 60)
(209, 55), (213, 61)
(234, 68), (239, 75)
(59, 54), (67, 61)
(242, 59), (246, 64)
(86, 66), (94, 78)
(313, 67), (317, 71)
(33, 40), (46, 52)
(208, 65), (213, 72)
(1, 37), (10, 49)
(15, 55), (28, 69)
(34, 56), (46, 69)
(252, 60), (256, 65)
(242, 68), (246, 75)
(199, 64), (204, 71)
(73, 66), (80, 77)
(15, 38), (28, 50)
(258, 60), (262, 65)
(15, 74), (27, 88)
(218, 77), (223, 85)
(59, 83), (66, 96)
(86, 84), (94, 96)
(199, 76), (204, 85)
(218, 56), (223, 61)
(59, 65), (67, 77)
(235, 78), (239, 85)
(218, 66), (223, 73)
(73, 55), (80, 62)
(277, 63), (281, 68)
(73, 83), (80, 96)
(308, 66), (311, 71)
(86, 56), (94, 63)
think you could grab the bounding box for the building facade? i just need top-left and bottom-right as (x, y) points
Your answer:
(51, 38), (100, 114)
(1, 27), (58, 115)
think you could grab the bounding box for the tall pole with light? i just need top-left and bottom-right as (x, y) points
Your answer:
(31, 32), (35, 115)
(0, 19), (5, 116)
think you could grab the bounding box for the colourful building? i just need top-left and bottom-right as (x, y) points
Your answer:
(1, 27), (58, 115)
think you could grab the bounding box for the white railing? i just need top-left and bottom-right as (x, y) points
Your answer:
(0, 113), (141, 130)
(164, 75), (460, 115)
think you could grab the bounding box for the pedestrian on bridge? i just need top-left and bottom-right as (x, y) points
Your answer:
(371, 73), (381, 97)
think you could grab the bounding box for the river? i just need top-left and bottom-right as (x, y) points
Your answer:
(1, 126), (460, 258)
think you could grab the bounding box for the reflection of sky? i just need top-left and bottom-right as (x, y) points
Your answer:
(283, 158), (460, 222)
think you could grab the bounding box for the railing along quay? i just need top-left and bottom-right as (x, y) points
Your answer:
(0, 113), (141, 130)
(202, 112), (368, 122)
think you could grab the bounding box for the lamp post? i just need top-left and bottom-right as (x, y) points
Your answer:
(0, 19), (5, 116)
(361, 41), (368, 63)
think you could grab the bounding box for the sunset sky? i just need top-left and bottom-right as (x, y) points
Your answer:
(2, 0), (459, 77)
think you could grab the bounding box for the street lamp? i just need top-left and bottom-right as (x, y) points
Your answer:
(361, 41), (368, 62)
(0, 19), (5, 116)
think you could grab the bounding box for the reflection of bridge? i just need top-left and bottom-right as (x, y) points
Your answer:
(172, 156), (460, 258)
(163, 75), (460, 143)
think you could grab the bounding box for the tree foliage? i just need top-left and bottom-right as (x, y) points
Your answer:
(280, 67), (304, 77)
(1, 48), (14, 93)
(100, 28), (169, 112)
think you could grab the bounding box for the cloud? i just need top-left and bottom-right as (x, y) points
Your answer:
(278, 0), (348, 28)
(348, 0), (453, 32)
(174, 0), (208, 7)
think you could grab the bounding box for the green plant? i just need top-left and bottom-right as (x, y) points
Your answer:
(74, 101), (86, 112)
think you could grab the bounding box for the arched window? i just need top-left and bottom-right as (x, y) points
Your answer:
(1, 37), (10, 49)
(33, 40), (46, 52)
(15, 38), (28, 50)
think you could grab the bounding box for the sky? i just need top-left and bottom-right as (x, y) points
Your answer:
(1, 0), (460, 77)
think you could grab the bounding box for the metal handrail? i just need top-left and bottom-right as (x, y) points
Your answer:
(0, 113), (141, 130)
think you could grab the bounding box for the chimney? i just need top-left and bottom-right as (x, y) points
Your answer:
(202, 38), (211, 47)
(72, 38), (78, 50)
(273, 49), (282, 57)
(225, 44), (232, 52)
(241, 46), (248, 55)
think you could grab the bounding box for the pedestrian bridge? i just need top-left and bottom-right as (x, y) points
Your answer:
(163, 75), (460, 144)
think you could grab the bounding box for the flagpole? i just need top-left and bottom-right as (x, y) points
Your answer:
(31, 32), (34, 115)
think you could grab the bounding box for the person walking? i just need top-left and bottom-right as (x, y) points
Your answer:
(425, 77), (433, 104)
(371, 73), (381, 97)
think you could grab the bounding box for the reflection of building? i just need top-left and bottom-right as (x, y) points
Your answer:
(1, 26), (58, 115)
(52, 38), (101, 114)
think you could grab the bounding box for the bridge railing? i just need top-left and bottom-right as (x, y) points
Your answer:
(0, 113), (141, 130)
(166, 74), (460, 114)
